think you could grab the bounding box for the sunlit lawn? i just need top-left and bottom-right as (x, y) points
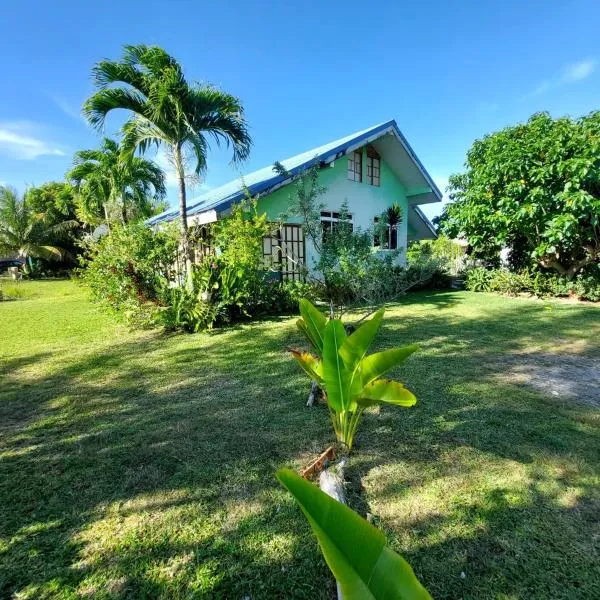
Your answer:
(1, 280), (599, 599)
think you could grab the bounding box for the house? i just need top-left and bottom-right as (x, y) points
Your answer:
(149, 120), (441, 280)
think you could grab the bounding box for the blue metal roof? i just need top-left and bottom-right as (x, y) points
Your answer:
(148, 119), (441, 225)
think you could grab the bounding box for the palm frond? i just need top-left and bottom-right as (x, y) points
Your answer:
(83, 88), (147, 130)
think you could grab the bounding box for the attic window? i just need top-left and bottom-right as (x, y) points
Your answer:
(347, 150), (362, 182)
(366, 145), (380, 187)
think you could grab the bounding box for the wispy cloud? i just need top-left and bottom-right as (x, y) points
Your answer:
(562, 59), (596, 82)
(51, 95), (85, 123)
(0, 122), (65, 160)
(524, 58), (596, 99)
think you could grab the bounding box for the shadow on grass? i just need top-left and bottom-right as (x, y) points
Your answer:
(0, 290), (599, 598)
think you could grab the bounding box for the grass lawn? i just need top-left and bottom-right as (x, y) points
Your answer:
(1, 280), (599, 599)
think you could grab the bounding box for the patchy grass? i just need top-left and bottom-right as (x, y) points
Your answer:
(1, 281), (599, 599)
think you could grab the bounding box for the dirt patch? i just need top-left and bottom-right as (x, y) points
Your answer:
(494, 352), (600, 408)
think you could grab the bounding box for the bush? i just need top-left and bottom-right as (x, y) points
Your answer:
(465, 267), (600, 301)
(78, 221), (179, 326)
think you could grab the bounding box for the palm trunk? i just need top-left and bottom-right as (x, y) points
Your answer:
(103, 204), (111, 233)
(174, 143), (192, 286)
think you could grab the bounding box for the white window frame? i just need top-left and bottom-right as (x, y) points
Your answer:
(347, 150), (362, 182)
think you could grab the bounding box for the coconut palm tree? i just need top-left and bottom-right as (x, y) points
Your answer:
(68, 138), (166, 229)
(0, 186), (73, 270)
(82, 44), (252, 275)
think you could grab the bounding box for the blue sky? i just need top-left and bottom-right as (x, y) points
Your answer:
(1, 0), (599, 219)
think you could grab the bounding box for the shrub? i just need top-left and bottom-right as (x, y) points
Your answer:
(78, 221), (178, 326)
(465, 267), (600, 301)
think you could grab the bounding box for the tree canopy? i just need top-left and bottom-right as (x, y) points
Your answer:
(443, 111), (600, 277)
(67, 138), (166, 228)
(0, 185), (75, 267)
(82, 44), (252, 277)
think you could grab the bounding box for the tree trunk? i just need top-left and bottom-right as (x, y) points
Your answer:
(319, 456), (347, 600)
(174, 143), (192, 286)
(103, 204), (111, 233)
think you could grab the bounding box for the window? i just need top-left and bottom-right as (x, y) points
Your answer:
(321, 210), (353, 239)
(366, 145), (380, 186)
(347, 150), (362, 182)
(263, 224), (305, 281)
(373, 216), (398, 250)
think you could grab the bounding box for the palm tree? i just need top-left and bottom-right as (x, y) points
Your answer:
(67, 138), (166, 229)
(0, 186), (72, 270)
(82, 44), (252, 275)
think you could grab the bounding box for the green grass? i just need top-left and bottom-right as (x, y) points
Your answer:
(1, 281), (599, 599)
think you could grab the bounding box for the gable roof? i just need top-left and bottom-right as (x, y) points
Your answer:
(148, 119), (441, 225)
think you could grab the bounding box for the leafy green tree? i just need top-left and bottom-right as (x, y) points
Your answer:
(67, 138), (166, 229)
(24, 182), (85, 264)
(83, 44), (252, 274)
(25, 182), (78, 226)
(444, 111), (600, 277)
(0, 186), (74, 269)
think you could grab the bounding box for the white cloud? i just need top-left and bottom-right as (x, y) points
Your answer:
(562, 59), (596, 82)
(524, 58), (596, 99)
(0, 122), (65, 160)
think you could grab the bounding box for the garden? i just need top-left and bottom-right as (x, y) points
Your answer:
(1, 280), (599, 598)
(1, 42), (600, 599)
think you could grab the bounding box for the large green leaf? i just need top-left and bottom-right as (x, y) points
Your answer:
(297, 319), (320, 354)
(339, 308), (385, 370)
(361, 345), (419, 387)
(322, 319), (350, 412)
(358, 379), (416, 408)
(290, 350), (323, 384)
(298, 299), (328, 355)
(276, 469), (432, 600)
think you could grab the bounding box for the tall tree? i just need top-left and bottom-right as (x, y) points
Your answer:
(82, 44), (252, 276)
(0, 186), (73, 269)
(25, 182), (84, 260)
(444, 111), (600, 277)
(25, 182), (78, 226)
(67, 138), (166, 229)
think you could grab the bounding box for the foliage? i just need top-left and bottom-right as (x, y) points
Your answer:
(83, 44), (252, 275)
(406, 235), (464, 265)
(465, 266), (600, 301)
(292, 299), (418, 450)
(444, 111), (600, 277)
(78, 221), (178, 325)
(374, 201), (403, 250)
(277, 469), (431, 599)
(0, 282), (27, 301)
(24, 182), (78, 227)
(68, 138), (166, 228)
(0, 185), (76, 272)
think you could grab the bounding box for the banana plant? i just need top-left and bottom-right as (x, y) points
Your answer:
(291, 299), (418, 451)
(277, 468), (432, 599)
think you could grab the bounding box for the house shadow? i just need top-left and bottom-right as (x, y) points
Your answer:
(1, 290), (599, 597)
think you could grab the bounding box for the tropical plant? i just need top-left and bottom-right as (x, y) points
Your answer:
(0, 186), (74, 271)
(68, 138), (166, 229)
(24, 182), (78, 227)
(78, 221), (178, 325)
(374, 201), (402, 250)
(277, 469), (432, 599)
(291, 299), (418, 451)
(444, 111), (600, 277)
(83, 44), (252, 276)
